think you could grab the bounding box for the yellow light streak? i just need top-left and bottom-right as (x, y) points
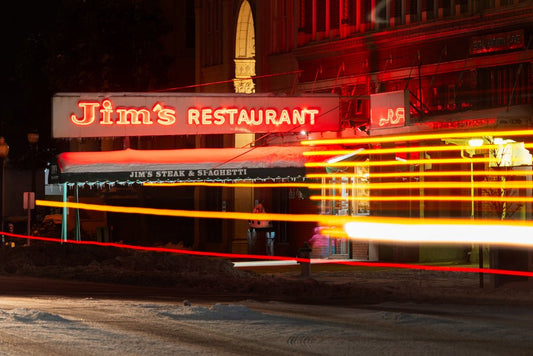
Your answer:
(306, 170), (533, 179)
(145, 180), (533, 191)
(311, 195), (533, 203)
(311, 181), (533, 190)
(303, 143), (533, 156)
(35, 199), (533, 247)
(36, 199), (346, 225)
(143, 182), (311, 188)
(321, 227), (348, 238)
(305, 156), (488, 168)
(301, 129), (533, 146)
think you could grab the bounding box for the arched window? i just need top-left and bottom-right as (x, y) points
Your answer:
(234, 0), (256, 93)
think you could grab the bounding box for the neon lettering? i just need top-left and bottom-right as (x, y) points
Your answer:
(393, 108), (405, 124)
(226, 109), (238, 125)
(201, 108), (213, 125)
(250, 109), (262, 125)
(72, 99), (176, 127)
(305, 109), (318, 124)
(71, 101), (99, 125)
(237, 109), (250, 125)
(70, 99), (324, 131)
(116, 108), (152, 125)
(265, 109), (277, 124)
(153, 103), (176, 125)
(293, 109), (304, 125)
(213, 109), (225, 125)
(100, 100), (114, 125)
(188, 108), (200, 125)
(378, 107), (406, 127)
(279, 109), (291, 125)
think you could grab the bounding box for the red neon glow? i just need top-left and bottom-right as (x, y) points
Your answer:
(370, 90), (409, 129)
(470, 29), (524, 55)
(418, 118), (497, 130)
(71, 99), (177, 126)
(2, 230), (533, 278)
(186, 107), (319, 126)
(55, 94), (339, 138)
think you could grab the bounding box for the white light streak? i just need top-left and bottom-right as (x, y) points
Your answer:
(344, 221), (533, 248)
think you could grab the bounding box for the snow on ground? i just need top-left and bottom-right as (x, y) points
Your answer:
(1, 243), (533, 354)
(0, 297), (532, 355)
(1, 243), (533, 305)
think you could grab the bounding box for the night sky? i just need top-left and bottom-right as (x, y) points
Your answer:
(3, 0), (174, 162)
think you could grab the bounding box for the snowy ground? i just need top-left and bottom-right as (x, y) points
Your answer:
(0, 297), (532, 355)
(1, 243), (533, 305)
(1, 243), (533, 354)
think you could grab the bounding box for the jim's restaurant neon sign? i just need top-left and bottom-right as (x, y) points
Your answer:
(53, 93), (340, 138)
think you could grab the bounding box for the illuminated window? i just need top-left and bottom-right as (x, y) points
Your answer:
(234, 0), (256, 93)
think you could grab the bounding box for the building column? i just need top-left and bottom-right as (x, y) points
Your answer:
(232, 134), (255, 254)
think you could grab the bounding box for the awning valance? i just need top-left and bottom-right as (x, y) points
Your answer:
(56, 146), (314, 183)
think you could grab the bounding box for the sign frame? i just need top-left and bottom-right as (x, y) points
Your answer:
(370, 90), (410, 130)
(52, 93), (341, 138)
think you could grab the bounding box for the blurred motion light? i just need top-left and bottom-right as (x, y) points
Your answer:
(468, 138), (484, 147)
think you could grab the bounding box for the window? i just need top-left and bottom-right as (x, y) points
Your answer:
(317, 0), (326, 32)
(330, 0), (340, 30)
(302, 0), (313, 33)
(476, 64), (531, 109)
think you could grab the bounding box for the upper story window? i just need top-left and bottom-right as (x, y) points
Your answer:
(298, 1), (530, 46)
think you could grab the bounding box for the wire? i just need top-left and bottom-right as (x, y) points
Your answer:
(150, 70), (303, 92)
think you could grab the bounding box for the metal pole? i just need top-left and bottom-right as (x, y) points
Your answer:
(471, 160), (474, 219)
(75, 184), (80, 241)
(0, 156), (4, 244)
(472, 159), (483, 288)
(62, 183), (68, 242)
(26, 196), (31, 246)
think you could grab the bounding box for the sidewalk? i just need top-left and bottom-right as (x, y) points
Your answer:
(236, 259), (533, 306)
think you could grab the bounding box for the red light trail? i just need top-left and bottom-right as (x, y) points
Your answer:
(1, 230), (532, 279)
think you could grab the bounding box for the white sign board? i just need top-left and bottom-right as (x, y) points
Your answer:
(52, 93), (341, 138)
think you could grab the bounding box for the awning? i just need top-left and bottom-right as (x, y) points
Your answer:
(56, 146), (315, 183)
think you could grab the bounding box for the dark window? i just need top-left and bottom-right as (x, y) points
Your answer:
(360, 0), (372, 25)
(392, 0), (402, 19)
(440, 0), (451, 17)
(458, 0), (468, 14)
(330, 0), (340, 30)
(342, 0), (355, 25)
(317, 0), (326, 32)
(409, 0), (418, 15)
(476, 64), (531, 109)
(303, 0), (313, 33)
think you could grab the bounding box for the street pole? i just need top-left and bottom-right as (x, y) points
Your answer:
(467, 138), (484, 288)
(0, 137), (9, 245)
(27, 131), (39, 236)
(472, 159), (483, 288)
(462, 139), (484, 288)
